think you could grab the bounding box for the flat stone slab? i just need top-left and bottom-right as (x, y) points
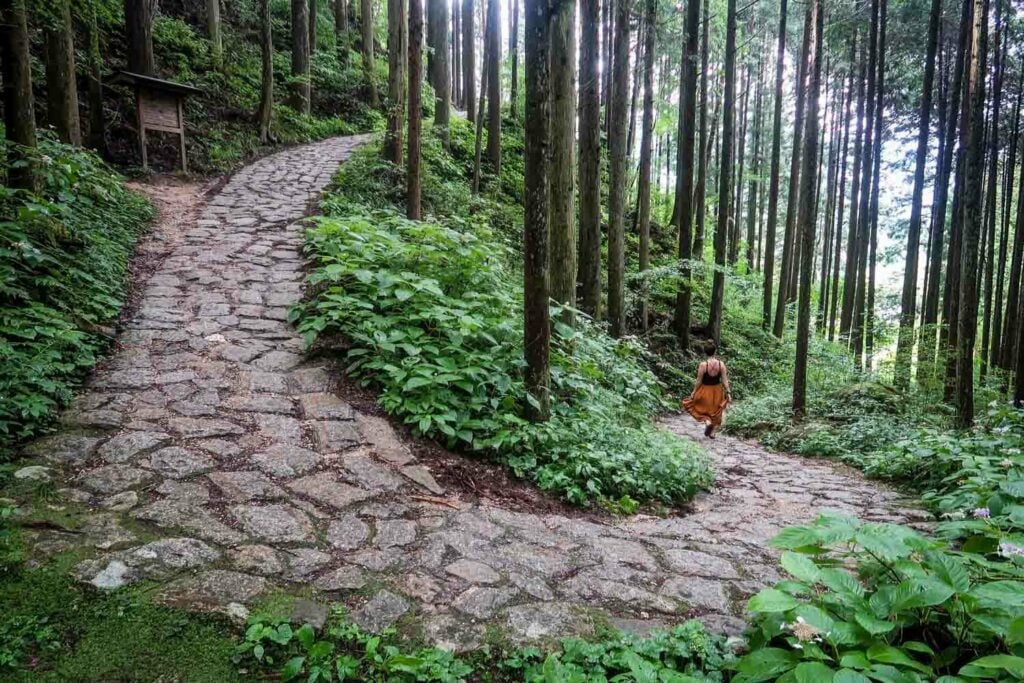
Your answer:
(326, 515), (370, 550)
(446, 559), (501, 585)
(453, 587), (518, 619)
(143, 447), (216, 479)
(310, 420), (362, 452)
(24, 434), (102, 464)
(78, 465), (157, 494)
(159, 570), (269, 609)
(231, 504), (315, 543)
(352, 590), (409, 633)
(299, 393), (355, 420)
(98, 431), (172, 463)
(288, 473), (374, 510)
(343, 454), (405, 491)
(167, 418), (245, 439)
(400, 465), (444, 494)
(250, 444), (321, 477)
(314, 566), (367, 591)
(209, 471), (286, 501)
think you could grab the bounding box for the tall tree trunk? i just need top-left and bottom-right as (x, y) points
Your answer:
(310, 0), (318, 52)
(979, 0), (1003, 377)
(626, 18), (643, 164)
(207, 0), (223, 68)
(920, 16), (967, 384)
(472, 16), (489, 192)
(993, 71), (1022, 371)
(955, 0), (988, 428)
(636, 0), (655, 331)
(407, 0), (423, 219)
(485, 0), (501, 173)
(0, 0), (36, 190)
(258, 0), (275, 142)
(1002, 80), (1024, 370)
(746, 55), (764, 272)
(773, 8), (811, 338)
(428, 0), (450, 146)
(793, 0), (822, 415)
(672, 0), (700, 348)
(865, 0), (887, 365)
(509, 0), (519, 119)
(607, 0), (630, 337)
(550, 0), (577, 311)
(577, 0), (602, 318)
(452, 1), (460, 106)
(362, 0), (379, 106)
(462, 0), (475, 123)
(291, 0), (312, 113)
(522, 0), (550, 420)
(336, 0), (350, 66)
(894, 0), (941, 384)
(708, 0), (737, 344)
(829, 48), (855, 340)
(761, 0), (788, 329)
(731, 58), (751, 266)
(692, 0), (711, 259)
(43, 0), (81, 146)
(840, 42), (866, 339)
(124, 0), (155, 75)
(86, 4), (107, 154)
(818, 81), (842, 333)
(385, 0), (407, 162)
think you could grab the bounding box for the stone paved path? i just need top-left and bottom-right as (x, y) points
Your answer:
(16, 135), (930, 650)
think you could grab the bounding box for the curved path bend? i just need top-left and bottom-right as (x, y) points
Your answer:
(17, 135), (928, 650)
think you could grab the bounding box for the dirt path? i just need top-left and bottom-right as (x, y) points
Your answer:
(15, 135), (928, 652)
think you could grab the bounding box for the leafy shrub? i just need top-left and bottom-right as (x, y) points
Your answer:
(236, 613), (472, 682)
(501, 620), (733, 682)
(0, 136), (153, 450)
(295, 206), (711, 506)
(734, 514), (1024, 683)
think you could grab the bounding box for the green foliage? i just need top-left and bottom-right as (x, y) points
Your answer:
(295, 201), (711, 506)
(500, 620), (733, 682)
(0, 136), (152, 451)
(236, 612), (473, 682)
(734, 514), (1024, 683)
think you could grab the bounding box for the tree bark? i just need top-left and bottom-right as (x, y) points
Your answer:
(793, 0), (822, 415)
(840, 42), (866, 339)
(549, 0), (576, 311)
(576, 0), (602, 318)
(746, 55), (764, 273)
(894, 0), (941, 384)
(523, 0), (551, 420)
(43, 0), (81, 146)
(993, 70), (1021, 371)
(828, 47), (855, 340)
(761, 0), (788, 329)
(462, 0), (475, 123)
(485, 0), (501, 173)
(955, 0), (987, 428)
(979, 0), (1003, 378)
(291, 0), (312, 113)
(258, 0), (275, 142)
(692, 0), (711, 258)
(0, 0), (36, 190)
(207, 0), (223, 68)
(773, 7), (811, 338)
(635, 0), (655, 331)
(336, 0), (350, 66)
(86, 4), (107, 154)
(510, 0), (519, 119)
(124, 0), (155, 76)
(428, 0), (450, 146)
(385, 0), (407, 163)
(672, 0), (700, 348)
(1002, 82), (1024, 370)
(606, 0), (630, 337)
(362, 0), (379, 106)
(708, 0), (737, 345)
(407, 0), (423, 219)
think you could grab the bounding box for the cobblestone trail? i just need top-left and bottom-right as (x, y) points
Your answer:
(17, 136), (929, 649)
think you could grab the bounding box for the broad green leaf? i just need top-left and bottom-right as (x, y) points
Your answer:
(736, 647), (798, 682)
(866, 644), (933, 675)
(281, 656), (305, 681)
(970, 581), (1024, 607)
(959, 654), (1024, 678)
(770, 526), (823, 551)
(855, 611), (895, 635)
(748, 588), (802, 613)
(834, 670), (871, 683)
(795, 662), (835, 683)
(782, 551), (822, 583)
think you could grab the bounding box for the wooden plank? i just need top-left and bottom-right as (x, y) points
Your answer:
(139, 90), (181, 130)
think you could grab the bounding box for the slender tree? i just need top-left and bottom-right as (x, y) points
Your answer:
(407, 0), (424, 219)
(0, 0), (36, 190)
(746, 55), (764, 272)
(840, 44), (866, 339)
(208, 0), (223, 69)
(124, 0), (155, 75)
(692, 0), (711, 257)
(636, 0), (655, 331)
(462, 0), (475, 123)
(550, 0), (577, 311)
(385, 0), (407, 163)
(672, 0), (700, 348)
(291, 0), (312, 114)
(43, 0), (81, 146)
(510, 0), (520, 118)
(310, 0), (319, 51)
(761, 0), (788, 329)
(485, 0), (501, 172)
(606, 0), (630, 337)
(979, 0), (1003, 377)
(522, 0), (551, 420)
(428, 0), (451, 146)
(708, 0), (737, 344)
(362, 0), (379, 105)
(258, 0), (275, 142)
(992, 71), (1022, 370)
(577, 0), (602, 317)
(793, 0), (822, 414)
(894, 0), (942, 383)
(336, 0), (350, 65)
(86, 2), (106, 153)
(955, 0), (988, 427)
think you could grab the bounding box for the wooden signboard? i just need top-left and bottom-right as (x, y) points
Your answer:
(112, 72), (202, 173)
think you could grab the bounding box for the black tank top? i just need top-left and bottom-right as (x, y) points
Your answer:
(702, 359), (722, 386)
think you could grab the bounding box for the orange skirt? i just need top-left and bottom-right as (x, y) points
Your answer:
(682, 384), (728, 427)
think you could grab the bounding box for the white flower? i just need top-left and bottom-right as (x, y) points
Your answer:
(998, 541), (1024, 558)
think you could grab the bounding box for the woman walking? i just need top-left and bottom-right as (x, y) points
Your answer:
(682, 340), (731, 438)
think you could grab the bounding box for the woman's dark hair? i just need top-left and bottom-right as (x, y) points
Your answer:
(703, 340), (717, 356)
